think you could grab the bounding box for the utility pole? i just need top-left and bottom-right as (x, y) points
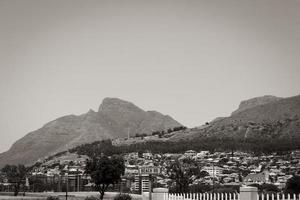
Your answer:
(65, 165), (69, 200)
(212, 162), (215, 194)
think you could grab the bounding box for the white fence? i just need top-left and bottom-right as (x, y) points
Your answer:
(163, 193), (300, 200)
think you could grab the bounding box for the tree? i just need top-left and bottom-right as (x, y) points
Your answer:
(28, 177), (46, 192)
(1, 164), (28, 196)
(85, 155), (125, 200)
(198, 171), (209, 178)
(285, 175), (300, 194)
(260, 183), (280, 193)
(166, 160), (194, 193)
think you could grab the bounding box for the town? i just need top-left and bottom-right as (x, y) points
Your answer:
(1, 149), (299, 195)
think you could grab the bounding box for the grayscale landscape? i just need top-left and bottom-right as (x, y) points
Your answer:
(0, 1), (300, 200)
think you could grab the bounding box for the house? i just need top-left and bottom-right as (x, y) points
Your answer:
(184, 150), (197, 157)
(202, 166), (224, 177)
(243, 171), (270, 185)
(143, 152), (153, 160)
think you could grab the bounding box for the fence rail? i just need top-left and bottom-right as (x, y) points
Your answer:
(164, 193), (300, 200)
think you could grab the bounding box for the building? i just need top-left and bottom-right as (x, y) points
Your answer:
(243, 171), (270, 185)
(125, 165), (139, 175)
(138, 166), (161, 175)
(184, 150), (197, 157)
(202, 166), (224, 177)
(132, 175), (150, 194)
(143, 152), (153, 160)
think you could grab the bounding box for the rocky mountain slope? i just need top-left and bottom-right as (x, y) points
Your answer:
(169, 95), (300, 141)
(0, 98), (181, 167)
(25, 95), (300, 167)
(231, 95), (283, 115)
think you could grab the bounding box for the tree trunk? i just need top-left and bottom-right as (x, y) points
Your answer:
(100, 191), (104, 200)
(14, 183), (20, 196)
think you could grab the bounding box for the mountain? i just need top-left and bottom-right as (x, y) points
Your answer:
(54, 95), (300, 159)
(231, 95), (283, 115)
(26, 95), (300, 166)
(169, 95), (300, 142)
(0, 98), (182, 167)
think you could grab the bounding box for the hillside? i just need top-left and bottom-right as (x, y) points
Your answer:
(231, 95), (283, 115)
(107, 94), (300, 150)
(169, 95), (300, 141)
(29, 95), (300, 166)
(0, 98), (181, 167)
(73, 95), (300, 156)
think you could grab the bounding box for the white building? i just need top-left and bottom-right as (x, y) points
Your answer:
(184, 150), (197, 157)
(202, 166), (224, 176)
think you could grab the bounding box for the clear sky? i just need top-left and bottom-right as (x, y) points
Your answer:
(0, 0), (300, 153)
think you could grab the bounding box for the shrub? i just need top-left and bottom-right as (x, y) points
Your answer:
(114, 193), (132, 200)
(46, 196), (59, 200)
(85, 196), (99, 200)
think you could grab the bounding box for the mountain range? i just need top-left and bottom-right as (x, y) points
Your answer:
(0, 98), (181, 167)
(1, 94), (300, 168)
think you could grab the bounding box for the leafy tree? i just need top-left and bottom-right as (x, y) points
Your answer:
(198, 171), (209, 178)
(1, 164), (28, 196)
(260, 183), (280, 193)
(285, 175), (300, 194)
(28, 177), (45, 192)
(85, 155), (125, 200)
(166, 160), (194, 193)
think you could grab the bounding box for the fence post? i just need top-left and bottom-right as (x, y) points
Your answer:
(152, 188), (169, 200)
(240, 186), (258, 200)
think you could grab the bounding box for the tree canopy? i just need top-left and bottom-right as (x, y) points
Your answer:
(285, 175), (300, 194)
(85, 155), (125, 200)
(70, 137), (300, 159)
(166, 159), (198, 193)
(1, 164), (28, 196)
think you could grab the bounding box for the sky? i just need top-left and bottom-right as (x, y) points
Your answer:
(0, 0), (300, 153)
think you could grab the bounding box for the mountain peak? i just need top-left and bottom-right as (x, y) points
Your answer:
(98, 97), (144, 115)
(231, 95), (283, 115)
(102, 97), (130, 104)
(98, 97), (139, 112)
(0, 97), (182, 167)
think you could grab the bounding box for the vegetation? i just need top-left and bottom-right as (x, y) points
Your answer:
(85, 155), (125, 200)
(132, 126), (187, 138)
(134, 133), (148, 138)
(166, 159), (198, 193)
(28, 176), (59, 192)
(249, 183), (280, 193)
(1, 164), (28, 196)
(285, 175), (300, 194)
(152, 126), (187, 137)
(85, 196), (100, 200)
(46, 196), (59, 200)
(114, 193), (132, 200)
(70, 137), (300, 159)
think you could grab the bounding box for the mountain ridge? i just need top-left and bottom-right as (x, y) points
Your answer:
(231, 95), (283, 115)
(1, 94), (300, 168)
(0, 98), (182, 167)
(167, 95), (300, 142)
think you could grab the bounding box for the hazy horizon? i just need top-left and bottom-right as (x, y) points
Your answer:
(1, 0), (300, 153)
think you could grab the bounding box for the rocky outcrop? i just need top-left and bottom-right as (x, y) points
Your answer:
(231, 95), (283, 115)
